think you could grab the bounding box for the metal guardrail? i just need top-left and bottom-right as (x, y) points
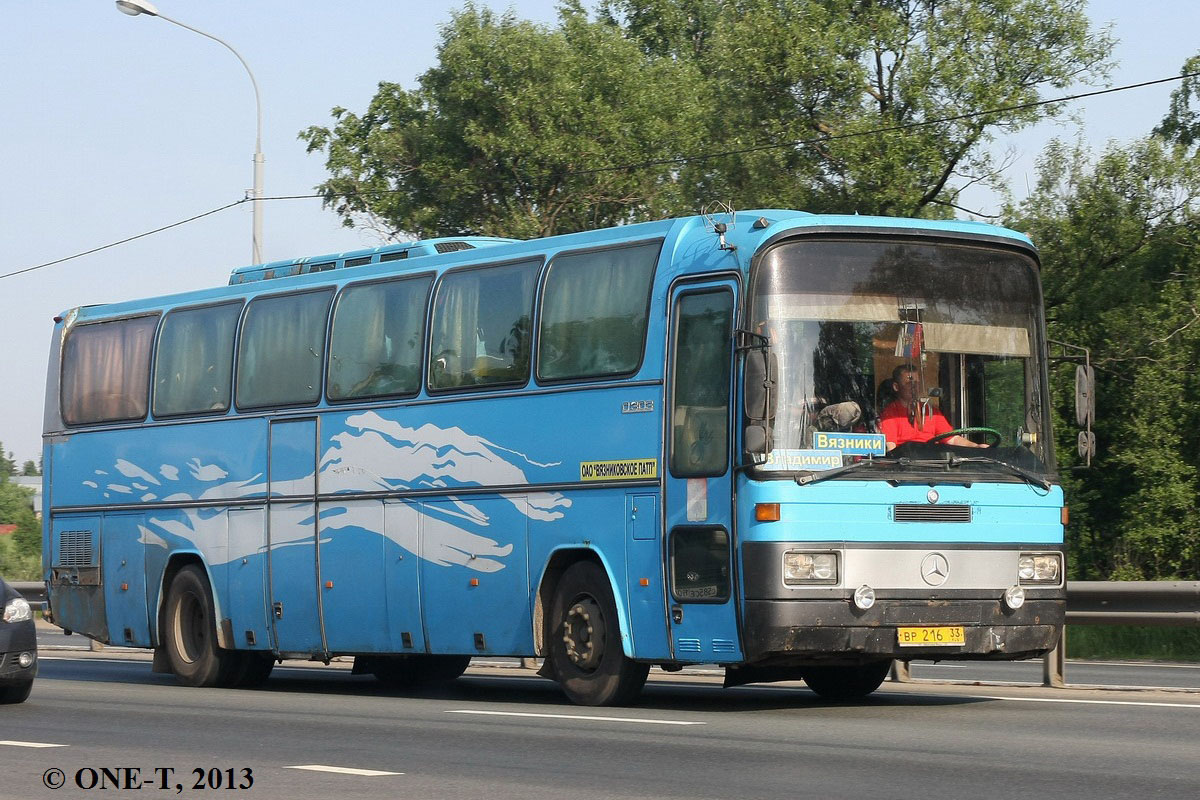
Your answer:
(1041, 580), (1200, 687)
(11, 581), (48, 612)
(15, 579), (1198, 686)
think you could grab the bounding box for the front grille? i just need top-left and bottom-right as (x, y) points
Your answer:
(893, 504), (972, 522)
(58, 529), (96, 566)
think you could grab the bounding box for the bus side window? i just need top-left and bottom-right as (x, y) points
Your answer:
(153, 302), (240, 417)
(428, 260), (539, 390)
(328, 276), (431, 401)
(538, 241), (658, 381)
(61, 315), (158, 425)
(237, 289), (333, 409)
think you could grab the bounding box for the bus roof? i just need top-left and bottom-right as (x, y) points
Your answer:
(64, 210), (1035, 323)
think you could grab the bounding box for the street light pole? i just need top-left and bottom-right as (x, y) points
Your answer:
(116, 0), (265, 264)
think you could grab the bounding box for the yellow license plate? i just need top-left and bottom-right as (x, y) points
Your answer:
(897, 626), (966, 647)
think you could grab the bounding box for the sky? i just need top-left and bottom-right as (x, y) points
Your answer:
(1, 0), (1197, 466)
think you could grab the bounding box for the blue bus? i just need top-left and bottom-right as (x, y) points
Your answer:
(42, 209), (1066, 705)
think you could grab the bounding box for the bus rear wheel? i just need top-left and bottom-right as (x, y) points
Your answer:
(163, 565), (238, 687)
(802, 660), (892, 701)
(548, 561), (648, 706)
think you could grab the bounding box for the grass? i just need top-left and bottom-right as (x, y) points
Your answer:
(1066, 625), (1200, 662)
(0, 536), (41, 581)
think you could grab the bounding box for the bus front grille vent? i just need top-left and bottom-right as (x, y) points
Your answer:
(892, 504), (972, 523)
(712, 639), (737, 653)
(58, 529), (96, 565)
(677, 638), (702, 653)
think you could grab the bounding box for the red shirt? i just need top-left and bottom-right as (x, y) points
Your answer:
(880, 400), (952, 445)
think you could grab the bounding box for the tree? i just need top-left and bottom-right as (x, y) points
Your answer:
(20, 461), (38, 477)
(304, 1), (1113, 238)
(602, 0), (1114, 218)
(0, 443), (13, 480)
(1007, 63), (1200, 579)
(300, 3), (708, 240)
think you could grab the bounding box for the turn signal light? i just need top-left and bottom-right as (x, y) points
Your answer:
(1062, 506), (1069, 526)
(755, 503), (780, 522)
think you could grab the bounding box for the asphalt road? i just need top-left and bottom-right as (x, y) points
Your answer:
(2, 653), (1198, 800)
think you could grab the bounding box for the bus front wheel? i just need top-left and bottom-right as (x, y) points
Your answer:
(548, 561), (648, 706)
(163, 565), (238, 687)
(802, 660), (892, 701)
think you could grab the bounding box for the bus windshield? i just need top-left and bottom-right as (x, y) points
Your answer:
(749, 237), (1052, 476)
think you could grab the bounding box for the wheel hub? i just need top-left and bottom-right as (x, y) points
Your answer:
(562, 597), (606, 671)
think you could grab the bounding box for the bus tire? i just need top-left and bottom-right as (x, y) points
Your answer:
(548, 561), (648, 707)
(163, 565), (238, 687)
(802, 660), (892, 701)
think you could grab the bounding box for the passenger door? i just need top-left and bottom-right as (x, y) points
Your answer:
(663, 281), (743, 662)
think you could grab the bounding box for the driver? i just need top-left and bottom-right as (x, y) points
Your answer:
(880, 364), (988, 450)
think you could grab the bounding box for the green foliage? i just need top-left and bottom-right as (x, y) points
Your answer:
(0, 443), (14, 480)
(303, 1), (1112, 235)
(1067, 626), (1200, 662)
(20, 461), (38, 477)
(606, 0), (1112, 218)
(0, 478), (40, 578)
(300, 3), (708, 239)
(1007, 63), (1200, 579)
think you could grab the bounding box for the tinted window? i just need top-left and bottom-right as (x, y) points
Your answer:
(61, 315), (158, 425)
(237, 289), (333, 408)
(671, 290), (733, 477)
(670, 527), (731, 603)
(538, 242), (658, 380)
(328, 276), (431, 401)
(428, 260), (539, 390)
(153, 303), (240, 417)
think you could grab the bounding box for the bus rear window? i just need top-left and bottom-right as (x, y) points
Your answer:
(61, 315), (158, 425)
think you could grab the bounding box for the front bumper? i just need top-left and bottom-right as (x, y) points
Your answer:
(742, 598), (1063, 664)
(0, 622), (39, 684)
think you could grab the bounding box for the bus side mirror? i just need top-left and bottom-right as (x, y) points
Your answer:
(743, 349), (777, 458)
(1075, 365), (1096, 466)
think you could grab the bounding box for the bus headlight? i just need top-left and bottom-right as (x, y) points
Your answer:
(1004, 585), (1026, 609)
(1018, 553), (1062, 585)
(3, 597), (32, 623)
(783, 552), (838, 585)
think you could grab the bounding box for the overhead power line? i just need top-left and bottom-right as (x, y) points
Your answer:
(3, 70), (1198, 283)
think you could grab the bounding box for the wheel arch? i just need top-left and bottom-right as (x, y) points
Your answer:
(152, 552), (230, 649)
(533, 546), (634, 659)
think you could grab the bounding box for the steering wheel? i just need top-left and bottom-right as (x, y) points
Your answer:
(927, 427), (1002, 448)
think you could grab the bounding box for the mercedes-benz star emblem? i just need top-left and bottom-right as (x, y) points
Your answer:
(920, 552), (950, 586)
(927, 489), (940, 504)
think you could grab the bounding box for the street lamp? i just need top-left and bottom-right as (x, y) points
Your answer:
(116, 0), (265, 264)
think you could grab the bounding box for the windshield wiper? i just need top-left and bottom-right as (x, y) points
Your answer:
(795, 457), (897, 486)
(943, 455), (1052, 491)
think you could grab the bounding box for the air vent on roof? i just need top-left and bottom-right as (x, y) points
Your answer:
(302, 261), (335, 274)
(379, 251), (408, 262)
(344, 256), (372, 267)
(434, 241), (476, 253)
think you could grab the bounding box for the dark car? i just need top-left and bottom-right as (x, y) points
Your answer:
(1, 576), (38, 704)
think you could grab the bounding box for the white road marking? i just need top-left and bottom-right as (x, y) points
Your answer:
(0, 740), (68, 748)
(446, 709), (704, 725)
(284, 765), (402, 777)
(966, 694), (1200, 710)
